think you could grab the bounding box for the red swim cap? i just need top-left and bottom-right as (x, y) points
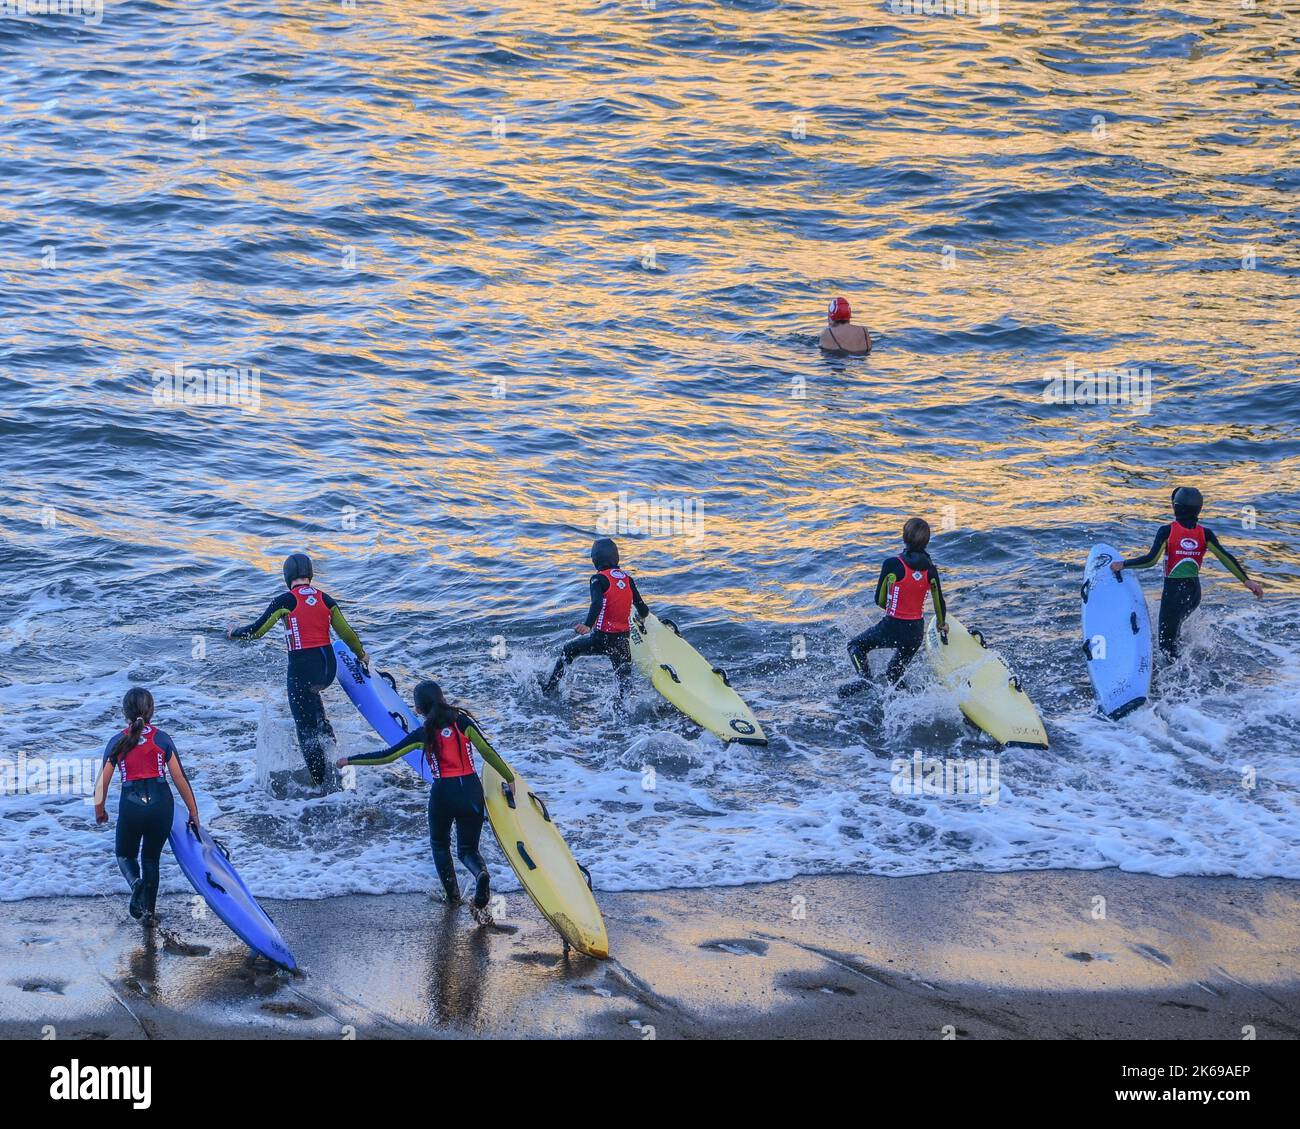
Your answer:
(827, 296), (851, 323)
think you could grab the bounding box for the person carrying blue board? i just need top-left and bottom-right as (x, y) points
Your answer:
(93, 688), (201, 927)
(542, 537), (650, 698)
(338, 681), (515, 922)
(227, 553), (370, 789)
(1111, 487), (1263, 658)
(840, 517), (948, 696)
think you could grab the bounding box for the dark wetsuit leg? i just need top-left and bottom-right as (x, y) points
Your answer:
(848, 618), (924, 685)
(427, 775), (488, 901)
(545, 631), (633, 693)
(1158, 576), (1202, 658)
(286, 645), (338, 783)
(115, 778), (173, 917)
(603, 632), (634, 697)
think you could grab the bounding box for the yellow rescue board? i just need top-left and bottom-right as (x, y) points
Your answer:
(925, 614), (1048, 749)
(628, 614), (767, 745)
(482, 759), (609, 959)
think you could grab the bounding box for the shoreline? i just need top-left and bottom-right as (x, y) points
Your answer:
(3, 868), (1298, 1040)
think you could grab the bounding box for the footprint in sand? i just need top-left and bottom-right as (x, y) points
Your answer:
(700, 939), (769, 957)
(1128, 943), (1173, 967)
(511, 952), (562, 967)
(121, 977), (154, 999)
(160, 930), (210, 957)
(259, 1001), (320, 1020)
(19, 979), (65, 996)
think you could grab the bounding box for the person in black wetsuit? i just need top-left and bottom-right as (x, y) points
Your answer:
(338, 681), (515, 922)
(1111, 487), (1263, 659)
(542, 538), (650, 697)
(93, 688), (201, 927)
(839, 518), (948, 695)
(226, 553), (370, 787)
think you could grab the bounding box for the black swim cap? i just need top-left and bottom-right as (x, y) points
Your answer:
(591, 538), (620, 569)
(282, 553), (313, 588)
(1175, 483), (1201, 520)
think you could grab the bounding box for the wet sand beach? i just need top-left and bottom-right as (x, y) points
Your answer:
(4, 869), (1297, 1040)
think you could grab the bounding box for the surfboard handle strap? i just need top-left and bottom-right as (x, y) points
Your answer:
(1009, 675), (1022, 693)
(501, 782), (517, 810)
(711, 666), (731, 686)
(515, 842), (538, 870)
(969, 628), (987, 648)
(659, 663), (681, 683)
(379, 670), (399, 692)
(1080, 580), (1090, 603)
(205, 871), (228, 895)
(528, 792), (552, 823)
(1130, 611), (1140, 634)
(186, 821), (232, 861)
(660, 617), (681, 636)
(577, 861), (593, 891)
(388, 710), (409, 733)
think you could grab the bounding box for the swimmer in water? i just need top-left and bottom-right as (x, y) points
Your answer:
(819, 296), (871, 355)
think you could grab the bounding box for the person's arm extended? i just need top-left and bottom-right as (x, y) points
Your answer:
(1205, 528), (1257, 588)
(1122, 526), (1169, 570)
(329, 600), (366, 660)
(929, 566), (947, 629)
(166, 743), (201, 826)
(874, 558), (901, 609)
(342, 730), (423, 768)
(629, 576), (650, 619)
(583, 574), (608, 628)
(92, 750), (116, 823)
(463, 718), (514, 784)
(229, 594), (292, 640)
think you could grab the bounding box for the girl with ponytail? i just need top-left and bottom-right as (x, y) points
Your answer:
(94, 688), (200, 925)
(340, 680), (515, 922)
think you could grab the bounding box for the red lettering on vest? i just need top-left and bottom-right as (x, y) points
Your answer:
(594, 569), (634, 633)
(1164, 521), (1206, 575)
(285, 584), (332, 651)
(885, 556), (930, 620)
(116, 725), (168, 782)
(425, 721), (476, 780)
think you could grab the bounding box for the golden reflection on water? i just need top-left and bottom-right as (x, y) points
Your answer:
(2, 1), (1296, 623)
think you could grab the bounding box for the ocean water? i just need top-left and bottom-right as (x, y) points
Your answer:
(1, 0), (1297, 901)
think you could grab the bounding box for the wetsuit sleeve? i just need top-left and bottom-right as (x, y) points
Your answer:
(348, 728), (424, 767)
(230, 593), (294, 639)
(629, 576), (650, 618)
(874, 558), (901, 610)
(1123, 526), (1170, 570)
(1204, 528), (1251, 583)
(102, 733), (121, 766)
(155, 730), (178, 764)
(461, 715), (514, 783)
(929, 566), (947, 628)
(328, 602), (366, 659)
(583, 574), (609, 628)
